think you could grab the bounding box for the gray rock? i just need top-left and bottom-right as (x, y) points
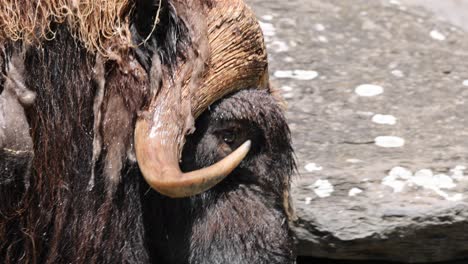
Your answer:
(248, 0), (468, 263)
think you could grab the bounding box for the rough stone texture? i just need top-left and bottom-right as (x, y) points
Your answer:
(247, 0), (468, 263)
(402, 0), (468, 32)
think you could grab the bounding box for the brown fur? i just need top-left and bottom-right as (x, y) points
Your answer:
(0, 0), (135, 57)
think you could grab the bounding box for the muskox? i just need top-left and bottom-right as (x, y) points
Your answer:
(0, 1), (295, 263)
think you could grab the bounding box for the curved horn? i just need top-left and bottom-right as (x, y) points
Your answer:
(135, 0), (267, 198)
(136, 117), (251, 197)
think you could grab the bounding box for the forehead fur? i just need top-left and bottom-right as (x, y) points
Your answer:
(209, 89), (280, 120)
(0, 0), (134, 56)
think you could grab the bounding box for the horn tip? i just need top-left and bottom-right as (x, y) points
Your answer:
(243, 140), (252, 150)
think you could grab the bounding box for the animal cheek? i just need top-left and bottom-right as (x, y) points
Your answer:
(187, 134), (228, 168)
(201, 134), (232, 160)
(217, 142), (233, 157)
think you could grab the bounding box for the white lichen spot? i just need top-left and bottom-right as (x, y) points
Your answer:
(372, 114), (397, 125)
(283, 56), (294, 62)
(261, 15), (273, 21)
(270, 40), (289, 52)
(449, 193), (463, 201)
(305, 197), (312, 205)
(391, 69), (404, 78)
(414, 168), (433, 177)
(451, 165), (466, 180)
(434, 189), (463, 202)
(433, 174), (457, 189)
(375, 136), (405, 148)
(462, 80), (468, 87)
(382, 174), (406, 192)
(389, 166), (412, 180)
(304, 163), (323, 172)
(259, 21), (276, 37)
(430, 29), (446, 41)
(348, 188), (363, 196)
(356, 111), (375, 117)
(346, 158), (363, 164)
(389, 0), (401, 5)
(355, 84), (384, 97)
(447, 193), (463, 201)
(388, 62), (399, 69)
(281, 85), (293, 92)
(411, 170), (456, 189)
(318, 36), (329, 43)
(283, 92), (294, 99)
(311, 179), (334, 198)
(382, 166), (464, 201)
(274, 70), (318, 81)
(314, 23), (326, 31)
(372, 114), (396, 125)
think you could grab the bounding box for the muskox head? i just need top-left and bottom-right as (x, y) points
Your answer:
(0, 0), (268, 197)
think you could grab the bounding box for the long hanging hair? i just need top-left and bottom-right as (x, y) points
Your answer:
(0, 1), (212, 263)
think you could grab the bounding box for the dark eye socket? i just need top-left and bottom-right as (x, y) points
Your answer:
(221, 130), (236, 144)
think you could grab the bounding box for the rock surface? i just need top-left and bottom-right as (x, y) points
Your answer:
(247, 0), (468, 263)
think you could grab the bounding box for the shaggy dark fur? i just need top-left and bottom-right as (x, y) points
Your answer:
(145, 89), (296, 264)
(0, 27), (150, 263)
(0, 1), (186, 263)
(131, 0), (190, 71)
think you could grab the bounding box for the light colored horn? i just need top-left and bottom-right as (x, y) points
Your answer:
(135, 0), (267, 197)
(135, 119), (251, 197)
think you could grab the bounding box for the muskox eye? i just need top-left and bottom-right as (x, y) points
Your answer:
(222, 130), (236, 144)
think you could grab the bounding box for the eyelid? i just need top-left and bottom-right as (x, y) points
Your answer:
(213, 123), (238, 135)
(222, 130), (236, 144)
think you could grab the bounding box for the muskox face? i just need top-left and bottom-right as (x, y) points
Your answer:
(182, 89), (294, 187)
(1, 0), (269, 198)
(181, 88), (295, 220)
